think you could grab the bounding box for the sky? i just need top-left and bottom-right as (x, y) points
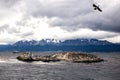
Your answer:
(0, 0), (120, 44)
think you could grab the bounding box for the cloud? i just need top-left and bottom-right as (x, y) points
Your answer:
(25, 0), (92, 18)
(13, 0), (119, 33)
(47, 0), (120, 33)
(0, 24), (9, 33)
(0, 0), (120, 44)
(102, 35), (120, 43)
(0, 0), (19, 8)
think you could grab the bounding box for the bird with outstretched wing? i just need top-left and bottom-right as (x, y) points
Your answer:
(93, 4), (102, 12)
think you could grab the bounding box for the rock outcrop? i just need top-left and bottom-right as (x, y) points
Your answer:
(16, 52), (60, 62)
(17, 52), (104, 63)
(52, 52), (104, 63)
(16, 52), (33, 62)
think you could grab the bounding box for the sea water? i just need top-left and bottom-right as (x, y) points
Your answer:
(0, 52), (120, 80)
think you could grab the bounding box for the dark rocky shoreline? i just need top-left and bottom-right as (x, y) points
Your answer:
(16, 52), (104, 63)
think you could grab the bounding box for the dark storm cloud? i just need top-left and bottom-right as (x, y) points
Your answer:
(49, 3), (120, 33)
(100, 5), (120, 32)
(22, 0), (120, 33)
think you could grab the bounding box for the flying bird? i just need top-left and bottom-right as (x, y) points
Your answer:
(93, 4), (102, 12)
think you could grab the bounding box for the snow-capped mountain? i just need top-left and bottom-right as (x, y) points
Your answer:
(13, 38), (111, 46)
(60, 39), (111, 45)
(13, 39), (61, 46)
(0, 38), (120, 52)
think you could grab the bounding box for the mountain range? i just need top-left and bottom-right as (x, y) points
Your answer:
(0, 39), (120, 52)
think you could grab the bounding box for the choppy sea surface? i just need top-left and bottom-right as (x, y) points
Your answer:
(0, 52), (120, 80)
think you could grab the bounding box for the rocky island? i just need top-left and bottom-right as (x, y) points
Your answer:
(17, 52), (104, 63)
